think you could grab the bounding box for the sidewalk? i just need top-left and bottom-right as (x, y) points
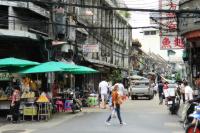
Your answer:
(0, 106), (101, 133)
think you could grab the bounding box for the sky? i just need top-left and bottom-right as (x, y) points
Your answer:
(124, 0), (183, 60)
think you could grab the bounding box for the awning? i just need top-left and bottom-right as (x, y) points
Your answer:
(84, 58), (117, 68)
(185, 30), (200, 41)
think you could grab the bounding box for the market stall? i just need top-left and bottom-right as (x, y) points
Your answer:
(0, 60), (99, 121)
(0, 57), (40, 111)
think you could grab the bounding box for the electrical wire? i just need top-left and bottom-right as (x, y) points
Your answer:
(2, 0), (199, 14)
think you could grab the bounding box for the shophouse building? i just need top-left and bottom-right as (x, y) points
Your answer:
(71, 0), (132, 90)
(0, 0), (132, 92)
(179, 0), (200, 87)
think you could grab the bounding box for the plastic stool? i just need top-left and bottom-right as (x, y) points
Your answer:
(64, 100), (73, 111)
(56, 100), (64, 112)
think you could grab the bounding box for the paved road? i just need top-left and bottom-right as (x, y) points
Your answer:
(29, 96), (184, 133)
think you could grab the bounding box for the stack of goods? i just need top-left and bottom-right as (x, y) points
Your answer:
(22, 77), (31, 92)
(21, 92), (35, 99)
(36, 92), (49, 103)
(0, 89), (8, 100)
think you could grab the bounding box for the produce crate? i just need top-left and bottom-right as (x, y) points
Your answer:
(87, 97), (98, 106)
(23, 107), (37, 116)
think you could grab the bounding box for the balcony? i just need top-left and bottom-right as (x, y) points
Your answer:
(0, 1), (50, 18)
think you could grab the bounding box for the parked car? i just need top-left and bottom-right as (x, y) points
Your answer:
(128, 79), (154, 100)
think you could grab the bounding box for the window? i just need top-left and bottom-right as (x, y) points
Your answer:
(144, 31), (150, 35)
(151, 31), (156, 35)
(144, 30), (157, 35)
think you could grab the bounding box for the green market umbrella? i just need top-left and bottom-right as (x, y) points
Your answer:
(20, 61), (78, 74)
(0, 57), (40, 67)
(65, 65), (98, 74)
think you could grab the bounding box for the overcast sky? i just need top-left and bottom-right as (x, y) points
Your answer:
(124, 0), (183, 60)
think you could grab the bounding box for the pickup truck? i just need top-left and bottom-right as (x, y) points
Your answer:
(128, 80), (154, 100)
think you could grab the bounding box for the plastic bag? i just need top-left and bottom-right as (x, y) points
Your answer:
(111, 108), (117, 118)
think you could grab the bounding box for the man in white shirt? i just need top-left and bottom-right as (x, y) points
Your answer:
(99, 80), (109, 109)
(184, 81), (193, 101)
(115, 83), (125, 96)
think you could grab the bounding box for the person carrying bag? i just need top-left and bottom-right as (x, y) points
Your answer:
(105, 85), (126, 125)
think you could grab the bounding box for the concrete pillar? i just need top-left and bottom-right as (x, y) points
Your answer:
(8, 6), (14, 30)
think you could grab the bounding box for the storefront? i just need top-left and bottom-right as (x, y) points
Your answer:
(0, 32), (54, 121)
(179, 0), (200, 88)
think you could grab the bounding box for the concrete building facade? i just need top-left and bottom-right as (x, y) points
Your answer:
(0, 0), (132, 91)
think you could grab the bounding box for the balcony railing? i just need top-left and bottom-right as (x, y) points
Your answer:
(0, 15), (49, 36)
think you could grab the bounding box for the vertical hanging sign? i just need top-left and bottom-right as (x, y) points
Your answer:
(159, 0), (184, 50)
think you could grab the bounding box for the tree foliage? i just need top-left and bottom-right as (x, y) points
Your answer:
(109, 69), (122, 84)
(119, 11), (131, 19)
(132, 39), (142, 47)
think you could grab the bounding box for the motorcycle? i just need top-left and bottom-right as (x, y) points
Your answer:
(71, 98), (82, 113)
(167, 95), (180, 115)
(66, 89), (82, 113)
(185, 105), (200, 133)
(183, 102), (198, 129)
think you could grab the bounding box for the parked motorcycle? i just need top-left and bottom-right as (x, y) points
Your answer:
(71, 98), (82, 113)
(183, 102), (198, 129)
(66, 89), (82, 113)
(185, 106), (200, 133)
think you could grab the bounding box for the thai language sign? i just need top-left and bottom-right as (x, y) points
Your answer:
(0, 73), (11, 81)
(83, 45), (99, 53)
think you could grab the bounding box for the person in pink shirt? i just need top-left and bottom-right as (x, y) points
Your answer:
(11, 86), (21, 123)
(163, 82), (169, 104)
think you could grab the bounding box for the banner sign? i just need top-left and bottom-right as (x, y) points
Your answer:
(161, 36), (184, 49)
(159, 0), (184, 50)
(0, 73), (11, 81)
(83, 45), (99, 53)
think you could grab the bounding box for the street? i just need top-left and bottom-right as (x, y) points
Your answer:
(27, 96), (184, 133)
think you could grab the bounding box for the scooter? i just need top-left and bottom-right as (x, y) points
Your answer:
(71, 98), (82, 113)
(185, 105), (200, 133)
(183, 102), (198, 129)
(167, 95), (180, 115)
(67, 89), (82, 113)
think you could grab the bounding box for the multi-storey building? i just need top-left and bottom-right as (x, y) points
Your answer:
(0, 1), (51, 61)
(72, 0), (132, 89)
(0, 0), (132, 91)
(179, 0), (200, 87)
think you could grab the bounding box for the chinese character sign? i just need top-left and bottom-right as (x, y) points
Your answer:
(161, 36), (184, 49)
(159, 0), (184, 50)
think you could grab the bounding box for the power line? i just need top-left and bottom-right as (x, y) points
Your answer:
(3, 0), (200, 14)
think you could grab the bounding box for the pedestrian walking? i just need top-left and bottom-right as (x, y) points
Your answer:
(163, 81), (169, 104)
(115, 81), (126, 100)
(99, 78), (109, 109)
(158, 81), (164, 105)
(152, 82), (157, 96)
(105, 85), (126, 126)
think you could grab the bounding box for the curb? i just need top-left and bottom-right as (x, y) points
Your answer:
(0, 111), (85, 133)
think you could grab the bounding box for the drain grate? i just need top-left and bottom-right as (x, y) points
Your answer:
(2, 130), (26, 133)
